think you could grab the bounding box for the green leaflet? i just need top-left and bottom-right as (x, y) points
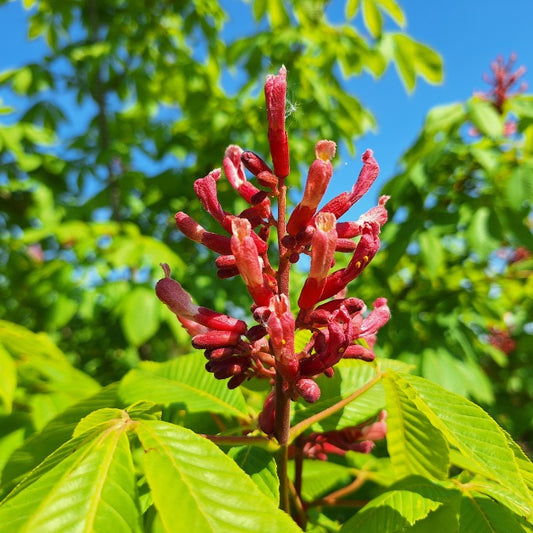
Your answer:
(340, 487), (443, 532)
(135, 420), (302, 533)
(383, 374), (450, 480)
(0, 416), (141, 533)
(0, 384), (121, 494)
(0, 344), (16, 413)
(390, 371), (533, 518)
(119, 355), (248, 419)
(228, 446), (279, 501)
(120, 286), (161, 347)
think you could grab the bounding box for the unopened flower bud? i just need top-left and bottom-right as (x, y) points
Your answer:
(296, 378), (321, 403)
(192, 330), (242, 349)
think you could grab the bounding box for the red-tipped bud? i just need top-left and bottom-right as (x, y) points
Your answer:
(206, 355), (250, 379)
(241, 151), (272, 176)
(175, 212), (232, 255)
(156, 264), (199, 317)
(192, 330), (242, 349)
(265, 66), (290, 178)
(343, 344), (375, 361)
(296, 378), (321, 403)
(286, 141), (335, 236)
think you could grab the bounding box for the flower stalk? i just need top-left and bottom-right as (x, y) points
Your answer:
(156, 65), (390, 515)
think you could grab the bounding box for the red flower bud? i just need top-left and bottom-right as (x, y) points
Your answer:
(175, 212), (232, 255)
(241, 151), (272, 176)
(258, 391), (276, 435)
(192, 330), (242, 349)
(296, 378), (321, 403)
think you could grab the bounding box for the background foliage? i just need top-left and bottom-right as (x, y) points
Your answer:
(1, 0), (532, 531)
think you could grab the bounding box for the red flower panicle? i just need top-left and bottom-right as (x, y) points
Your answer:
(156, 65), (389, 413)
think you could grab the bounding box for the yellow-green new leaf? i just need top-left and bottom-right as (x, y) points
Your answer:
(119, 355), (248, 419)
(135, 420), (302, 533)
(394, 371), (533, 517)
(0, 418), (141, 533)
(383, 374), (449, 480)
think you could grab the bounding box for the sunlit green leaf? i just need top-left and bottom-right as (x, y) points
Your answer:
(0, 345), (16, 413)
(228, 446), (279, 501)
(119, 355), (248, 419)
(0, 419), (141, 532)
(135, 420), (302, 533)
(120, 286), (161, 346)
(384, 374), (450, 480)
(362, 0), (382, 38)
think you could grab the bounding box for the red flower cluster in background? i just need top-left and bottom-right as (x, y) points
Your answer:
(156, 66), (390, 416)
(480, 54), (527, 114)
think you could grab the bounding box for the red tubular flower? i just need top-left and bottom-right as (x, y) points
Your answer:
(156, 264), (247, 334)
(175, 212), (232, 255)
(286, 140), (336, 236)
(224, 145), (264, 205)
(265, 65), (290, 178)
(265, 294), (298, 383)
(298, 212), (338, 310)
(230, 218), (273, 306)
(319, 224), (381, 302)
(193, 169), (226, 226)
(316, 149), (379, 221)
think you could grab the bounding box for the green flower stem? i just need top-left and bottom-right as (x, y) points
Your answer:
(288, 371), (384, 443)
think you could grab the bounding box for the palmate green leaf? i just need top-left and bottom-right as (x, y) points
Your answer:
(291, 360), (385, 432)
(0, 416), (141, 533)
(383, 374), (449, 480)
(119, 355), (248, 419)
(120, 286), (161, 346)
(135, 420), (302, 533)
(227, 446), (279, 501)
(391, 371), (533, 517)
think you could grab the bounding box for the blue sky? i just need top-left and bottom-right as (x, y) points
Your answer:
(0, 0), (532, 216)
